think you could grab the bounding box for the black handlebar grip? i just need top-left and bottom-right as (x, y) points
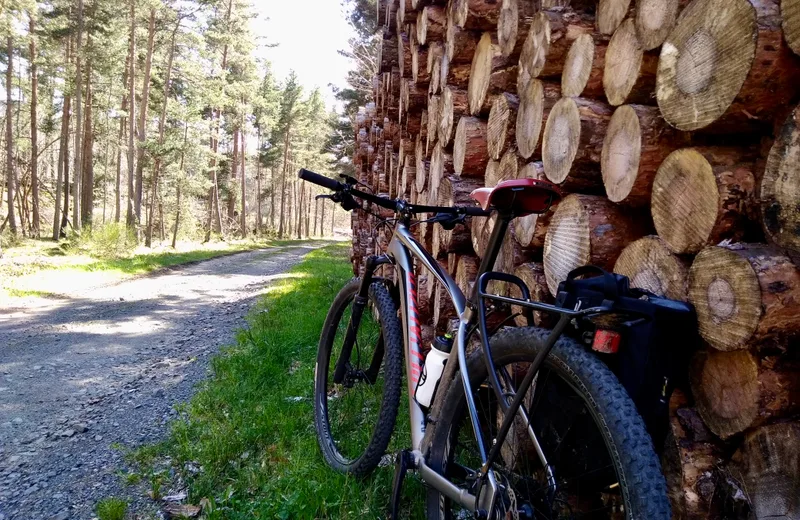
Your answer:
(297, 168), (343, 191)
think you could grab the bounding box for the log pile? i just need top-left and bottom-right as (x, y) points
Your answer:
(351, 1), (800, 517)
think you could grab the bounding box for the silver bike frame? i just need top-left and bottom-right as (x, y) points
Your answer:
(386, 221), (498, 512)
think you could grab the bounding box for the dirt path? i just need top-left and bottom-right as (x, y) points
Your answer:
(0, 243), (324, 519)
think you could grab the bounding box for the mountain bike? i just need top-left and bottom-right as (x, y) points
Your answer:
(299, 168), (670, 519)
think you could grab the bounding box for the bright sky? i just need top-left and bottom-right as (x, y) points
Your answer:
(251, 1), (359, 109)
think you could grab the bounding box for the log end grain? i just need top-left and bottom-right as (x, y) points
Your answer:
(614, 235), (689, 301)
(656, 0), (757, 131)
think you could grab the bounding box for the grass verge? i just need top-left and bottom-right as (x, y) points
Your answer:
(136, 243), (424, 519)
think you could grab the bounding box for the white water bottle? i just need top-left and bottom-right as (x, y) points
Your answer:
(415, 334), (453, 408)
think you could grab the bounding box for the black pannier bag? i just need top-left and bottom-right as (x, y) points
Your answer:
(554, 266), (699, 450)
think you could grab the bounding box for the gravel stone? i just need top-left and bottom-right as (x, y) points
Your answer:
(0, 244), (322, 519)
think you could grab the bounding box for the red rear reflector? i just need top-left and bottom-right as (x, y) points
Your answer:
(593, 329), (621, 354)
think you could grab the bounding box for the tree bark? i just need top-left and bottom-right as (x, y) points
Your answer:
(29, 15), (39, 237)
(72, 0), (84, 231)
(417, 5), (446, 45)
(126, 0), (137, 227)
(5, 36), (16, 235)
(53, 69), (70, 240)
(134, 8), (156, 226)
(454, 116), (489, 177)
(451, 0), (501, 31)
(146, 22), (178, 247)
(688, 243), (800, 352)
(80, 52), (94, 227)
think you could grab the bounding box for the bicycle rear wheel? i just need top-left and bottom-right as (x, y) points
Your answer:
(426, 327), (670, 519)
(313, 278), (403, 476)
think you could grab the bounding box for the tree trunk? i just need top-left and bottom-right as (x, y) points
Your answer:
(651, 147), (759, 255)
(512, 162), (551, 253)
(519, 8), (596, 88)
(486, 146), (518, 186)
(72, 1), (84, 232)
(445, 21), (480, 64)
(497, 0), (539, 59)
(229, 127), (239, 221)
(516, 79), (559, 159)
(634, 0), (680, 50)
(603, 19), (658, 106)
(761, 104), (800, 259)
(278, 128), (291, 238)
(134, 8), (156, 225)
(511, 262), (556, 328)
(126, 0), (136, 227)
(613, 235), (689, 301)
(115, 52), (129, 224)
(270, 166), (276, 230)
(417, 5), (446, 45)
(657, 0), (800, 132)
(438, 86), (468, 146)
(29, 15), (39, 237)
(785, 0), (800, 56)
(451, 0), (501, 31)
(487, 92), (519, 160)
(691, 348), (800, 439)
(729, 422), (800, 519)
(454, 116), (489, 177)
(542, 97), (611, 189)
(662, 389), (727, 520)
(467, 33), (517, 116)
(688, 243), (800, 352)
(241, 124), (247, 237)
(53, 83), (70, 239)
(543, 194), (649, 295)
(80, 55), (94, 227)
(595, 0), (630, 33)
(601, 104), (691, 206)
(5, 36), (16, 236)
(146, 20), (177, 247)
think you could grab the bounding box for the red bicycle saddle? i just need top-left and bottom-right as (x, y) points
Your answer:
(470, 178), (562, 216)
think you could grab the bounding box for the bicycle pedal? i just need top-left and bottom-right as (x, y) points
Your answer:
(389, 450), (413, 520)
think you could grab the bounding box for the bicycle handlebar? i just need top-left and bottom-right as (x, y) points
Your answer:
(298, 168), (345, 192)
(297, 168), (490, 217)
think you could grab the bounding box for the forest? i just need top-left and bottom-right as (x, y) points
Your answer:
(0, 0), (377, 248)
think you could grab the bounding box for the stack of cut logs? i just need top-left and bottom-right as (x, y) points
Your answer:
(351, 0), (800, 516)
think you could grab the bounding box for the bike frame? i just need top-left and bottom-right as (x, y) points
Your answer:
(353, 214), (612, 514)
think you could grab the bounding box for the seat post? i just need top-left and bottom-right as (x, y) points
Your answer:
(470, 213), (512, 302)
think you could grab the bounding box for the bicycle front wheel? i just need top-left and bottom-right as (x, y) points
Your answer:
(426, 326), (670, 519)
(313, 278), (403, 476)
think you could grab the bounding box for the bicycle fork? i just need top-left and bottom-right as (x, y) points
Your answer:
(332, 254), (392, 385)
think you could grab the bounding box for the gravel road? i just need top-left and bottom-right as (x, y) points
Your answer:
(0, 243), (323, 519)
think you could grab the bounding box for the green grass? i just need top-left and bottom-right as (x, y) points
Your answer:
(146, 243), (425, 519)
(95, 497), (128, 520)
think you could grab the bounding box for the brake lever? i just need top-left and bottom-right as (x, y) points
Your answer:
(315, 194), (335, 201)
